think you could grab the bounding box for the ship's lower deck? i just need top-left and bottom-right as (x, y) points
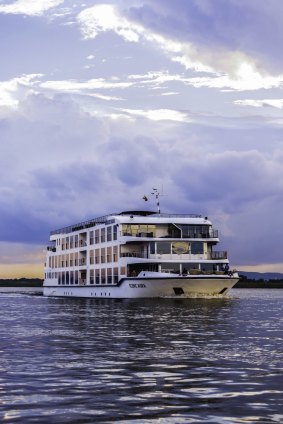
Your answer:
(43, 272), (239, 298)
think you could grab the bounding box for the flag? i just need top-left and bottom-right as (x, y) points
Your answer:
(142, 195), (148, 201)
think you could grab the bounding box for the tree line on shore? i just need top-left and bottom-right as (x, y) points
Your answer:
(0, 278), (43, 287)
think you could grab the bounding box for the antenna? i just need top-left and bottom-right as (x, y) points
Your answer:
(151, 187), (166, 214)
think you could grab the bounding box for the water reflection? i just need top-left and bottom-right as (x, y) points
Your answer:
(0, 290), (282, 423)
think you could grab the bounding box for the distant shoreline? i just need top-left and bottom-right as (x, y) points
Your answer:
(1, 277), (283, 288)
(235, 279), (283, 289)
(0, 279), (43, 287)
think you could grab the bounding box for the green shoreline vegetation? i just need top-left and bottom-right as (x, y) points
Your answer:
(0, 276), (283, 288)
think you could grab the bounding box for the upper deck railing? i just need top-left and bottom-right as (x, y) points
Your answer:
(50, 212), (203, 236)
(50, 214), (117, 235)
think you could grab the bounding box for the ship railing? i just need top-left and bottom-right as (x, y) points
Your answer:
(209, 251), (228, 260)
(120, 252), (148, 258)
(121, 230), (218, 239)
(50, 213), (119, 236)
(47, 246), (56, 252)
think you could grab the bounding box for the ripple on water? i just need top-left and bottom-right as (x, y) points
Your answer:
(0, 289), (282, 423)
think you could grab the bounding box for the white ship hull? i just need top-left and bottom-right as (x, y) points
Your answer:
(43, 272), (239, 298)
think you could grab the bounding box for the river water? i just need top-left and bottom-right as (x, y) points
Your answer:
(0, 288), (282, 423)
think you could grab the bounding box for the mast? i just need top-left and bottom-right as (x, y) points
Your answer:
(151, 188), (161, 214)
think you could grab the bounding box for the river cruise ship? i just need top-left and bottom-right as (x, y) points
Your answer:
(44, 211), (239, 298)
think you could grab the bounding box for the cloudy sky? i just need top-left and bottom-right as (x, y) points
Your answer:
(1, 0), (283, 277)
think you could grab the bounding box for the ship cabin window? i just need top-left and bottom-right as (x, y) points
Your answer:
(95, 269), (100, 284)
(114, 267), (118, 284)
(113, 246), (118, 262)
(122, 224), (156, 237)
(107, 268), (112, 284)
(156, 242), (171, 254)
(95, 249), (100, 264)
(191, 242), (204, 254)
(107, 247), (112, 263)
(90, 269), (94, 284)
(150, 242), (155, 254)
(90, 231), (94, 245)
(101, 228), (106, 243)
(90, 250), (94, 265)
(178, 225), (211, 238)
(107, 226), (112, 242)
(101, 248), (105, 263)
(101, 269), (106, 285)
(161, 263), (180, 274)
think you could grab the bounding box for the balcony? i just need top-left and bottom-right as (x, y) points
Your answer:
(120, 251), (225, 261)
(209, 251), (227, 260)
(121, 230), (218, 239)
(47, 246), (56, 252)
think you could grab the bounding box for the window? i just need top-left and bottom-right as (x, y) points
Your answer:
(113, 225), (117, 240)
(90, 231), (94, 245)
(101, 248), (105, 264)
(90, 250), (94, 265)
(113, 267), (119, 284)
(107, 246), (112, 263)
(107, 268), (112, 284)
(95, 229), (99, 244)
(113, 246), (118, 262)
(107, 226), (112, 242)
(101, 269), (106, 285)
(95, 269), (100, 284)
(90, 269), (94, 284)
(156, 242), (171, 254)
(95, 249), (100, 264)
(191, 242), (204, 254)
(101, 228), (105, 243)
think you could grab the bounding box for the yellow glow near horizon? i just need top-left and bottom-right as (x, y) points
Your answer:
(235, 263), (283, 273)
(0, 264), (44, 279)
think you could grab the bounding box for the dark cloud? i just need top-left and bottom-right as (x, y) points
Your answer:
(126, 0), (283, 73)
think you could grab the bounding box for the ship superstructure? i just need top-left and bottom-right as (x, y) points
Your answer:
(43, 211), (239, 298)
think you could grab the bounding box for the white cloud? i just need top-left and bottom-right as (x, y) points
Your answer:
(77, 4), (141, 42)
(0, 74), (42, 110)
(119, 108), (189, 122)
(77, 4), (283, 92)
(235, 99), (283, 109)
(0, 0), (64, 16)
(40, 78), (133, 92)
